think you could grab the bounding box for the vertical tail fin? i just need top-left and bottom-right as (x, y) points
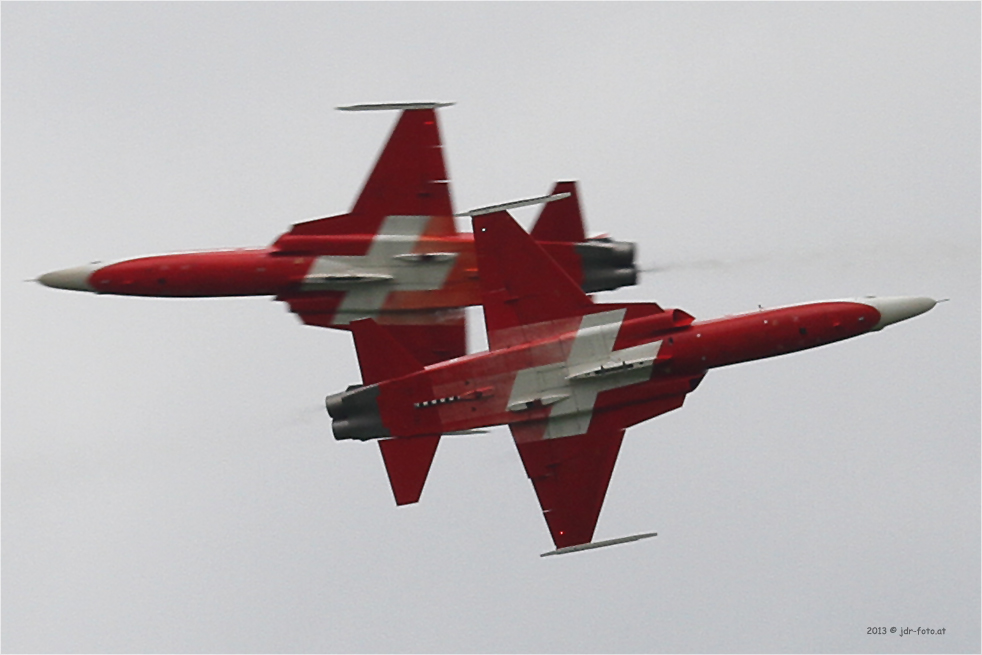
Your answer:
(530, 180), (640, 294)
(530, 181), (586, 243)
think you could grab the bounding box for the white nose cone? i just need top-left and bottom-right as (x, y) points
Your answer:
(37, 264), (99, 292)
(860, 296), (937, 330)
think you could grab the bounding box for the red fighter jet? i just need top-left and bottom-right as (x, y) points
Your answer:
(327, 210), (937, 556)
(37, 102), (638, 365)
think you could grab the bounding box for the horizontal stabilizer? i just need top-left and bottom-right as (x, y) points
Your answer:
(278, 294), (466, 365)
(378, 436), (441, 505)
(375, 320), (467, 366)
(541, 532), (658, 557)
(349, 318), (425, 385)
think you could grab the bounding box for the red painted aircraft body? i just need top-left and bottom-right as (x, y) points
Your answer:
(327, 211), (936, 555)
(38, 105), (637, 365)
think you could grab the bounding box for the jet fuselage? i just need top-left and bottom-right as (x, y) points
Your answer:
(327, 298), (934, 442)
(40, 234), (634, 308)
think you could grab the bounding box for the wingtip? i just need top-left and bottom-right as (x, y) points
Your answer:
(540, 532), (658, 557)
(336, 101), (455, 112)
(456, 192), (571, 217)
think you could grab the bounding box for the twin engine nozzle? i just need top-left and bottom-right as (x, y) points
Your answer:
(577, 239), (638, 293)
(325, 384), (390, 441)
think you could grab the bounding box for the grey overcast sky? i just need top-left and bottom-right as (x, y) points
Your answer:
(3, 3), (979, 653)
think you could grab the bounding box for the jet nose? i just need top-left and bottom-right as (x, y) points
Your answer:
(37, 264), (99, 292)
(859, 296), (937, 330)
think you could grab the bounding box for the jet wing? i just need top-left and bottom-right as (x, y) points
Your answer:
(511, 394), (689, 551)
(280, 106), (456, 239)
(349, 107), (454, 230)
(513, 427), (625, 550)
(473, 210), (594, 350)
(273, 105), (466, 364)
(473, 210), (660, 351)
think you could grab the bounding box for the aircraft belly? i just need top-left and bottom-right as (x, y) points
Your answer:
(502, 309), (667, 440)
(506, 352), (661, 440)
(300, 237), (458, 323)
(544, 367), (656, 439)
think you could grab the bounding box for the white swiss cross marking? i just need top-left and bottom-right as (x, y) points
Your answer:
(300, 215), (458, 325)
(507, 309), (662, 439)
